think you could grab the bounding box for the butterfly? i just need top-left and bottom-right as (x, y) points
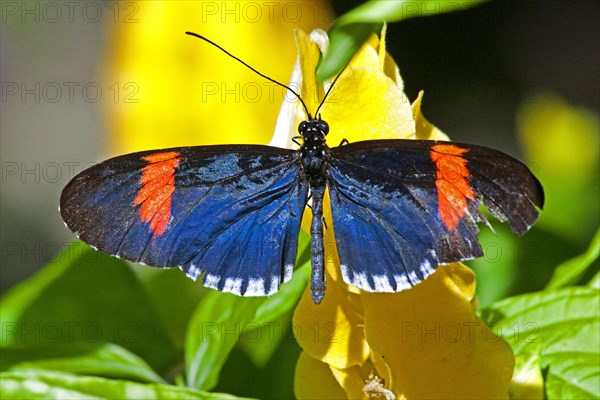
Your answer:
(60, 32), (544, 304)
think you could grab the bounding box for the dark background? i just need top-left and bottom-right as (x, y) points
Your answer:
(335, 0), (599, 150)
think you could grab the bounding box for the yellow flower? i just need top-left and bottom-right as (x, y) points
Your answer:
(291, 28), (514, 399)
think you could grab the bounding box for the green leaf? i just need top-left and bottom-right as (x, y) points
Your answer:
(0, 241), (178, 372)
(237, 266), (308, 368)
(214, 329), (301, 400)
(317, 22), (382, 82)
(546, 229), (600, 289)
(140, 267), (207, 347)
(0, 370), (252, 400)
(317, 0), (488, 81)
(589, 271), (600, 289)
(483, 287), (600, 399)
(1, 342), (164, 383)
(543, 322), (600, 399)
(509, 350), (544, 399)
(185, 292), (263, 390)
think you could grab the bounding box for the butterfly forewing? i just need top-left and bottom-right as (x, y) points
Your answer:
(60, 145), (308, 296)
(327, 139), (544, 292)
(455, 146), (544, 234)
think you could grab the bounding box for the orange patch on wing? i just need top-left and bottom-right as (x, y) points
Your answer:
(134, 151), (180, 236)
(431, 144), (475, 231)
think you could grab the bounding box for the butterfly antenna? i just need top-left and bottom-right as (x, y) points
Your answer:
(185, 31), (311, 119)
(314, 63), (349, 119)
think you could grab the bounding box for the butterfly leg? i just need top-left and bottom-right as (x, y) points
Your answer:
(338, 138), (349, 146)
(309, 186), (326, 304)
(292, 136), (303, 147)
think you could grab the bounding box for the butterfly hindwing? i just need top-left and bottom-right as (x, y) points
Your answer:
(60, 145), (308, 296)
(327, 139), (544, 292)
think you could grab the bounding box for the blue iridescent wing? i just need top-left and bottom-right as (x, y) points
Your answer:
(327, 139), (543, 292)
(60, 145), (308, 296)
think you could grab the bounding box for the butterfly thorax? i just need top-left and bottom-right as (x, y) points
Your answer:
(299, 119), (329, 187)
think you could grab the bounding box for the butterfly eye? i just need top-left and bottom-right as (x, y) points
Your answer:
(318, 120), (329, 135)
(298, 121), (308, 134)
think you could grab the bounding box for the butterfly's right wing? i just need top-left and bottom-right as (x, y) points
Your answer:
(327, 139), (543, 292)
(60, 145), (308, 296)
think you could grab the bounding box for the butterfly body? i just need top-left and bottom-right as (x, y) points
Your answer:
(296, 119), (332, 303)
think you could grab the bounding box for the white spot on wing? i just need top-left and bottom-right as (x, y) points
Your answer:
(340, 264), (350, 282)
(204, 272), (221, 287)
(372, 275), (394, 292)
(223, 277), (243, 295)
(341, 264), (432, 293)
(342, 265), (391, 292)
(246, 278), (266, 296)
(419, 259), (435, 277)
(341, 264), (373, 291)
(182, 264), (201, 281)
(283, 264), (294, 282)
(351, 271), (373, 292)
(408, 271), (420, 285)
(268, 275), (279, 296)
(394, 274), (411, 290)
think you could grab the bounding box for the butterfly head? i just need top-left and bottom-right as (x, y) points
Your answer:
(298, 118), (329, 141)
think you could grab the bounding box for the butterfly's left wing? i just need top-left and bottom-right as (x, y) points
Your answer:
(327, 139), (544, 292)
(60, 145), (308, 296)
